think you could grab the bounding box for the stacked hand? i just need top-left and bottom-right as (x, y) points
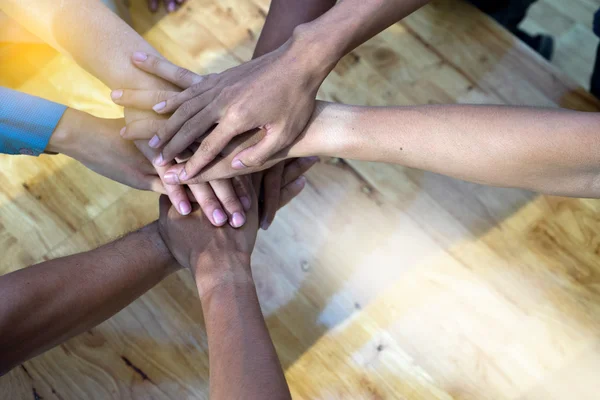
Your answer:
(47, 109), (163, 192)
(158, 157), (316, 294)
(112, 52), (322, 229)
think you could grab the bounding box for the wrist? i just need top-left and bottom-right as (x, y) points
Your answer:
(46, 108), (88, 158)
(285, 23), (340, 88)
(193, 253), (253, 300)
(288, 101), (357, 159)
(46, 108), (77, 155)
(139, 222), (182, 276)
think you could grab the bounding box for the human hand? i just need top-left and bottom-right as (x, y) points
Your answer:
(158, 157), (314, 291)
(123, 88), (251, 226)
(112, 54), (321, 228)
(121, 46), (329, 179)
(147, 0), (185, 13)
(47, 108), (163, 192)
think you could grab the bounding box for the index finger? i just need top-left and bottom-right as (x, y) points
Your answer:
(135, 141), (192, 215)
(131, 52), (204, 89)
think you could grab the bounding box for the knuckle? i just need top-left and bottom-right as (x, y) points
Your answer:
(224, 105), (246, 126)
(200, 197), (220, 210)
(221, 196), (241, 211)
(205, 73), (218, 84)
(179, 100), (197, 117)
(189, 82), (205, 96)
(246, 152), (268, 167)
(219, 85), (237, 102)
(198, 140), (214, 155)
(180, 120), (201, 141)
(149, 55), (161, 69)
(176, 67), (193, 83)
(155, 91), (169, 103)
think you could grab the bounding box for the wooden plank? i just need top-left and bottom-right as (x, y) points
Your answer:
(2, 0), (600, 399)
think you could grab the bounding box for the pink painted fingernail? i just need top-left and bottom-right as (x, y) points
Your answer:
(231, 212), (245, 228)
(153, 101), (166, 112)
(240, 196), (251, 211)
(149, 135), (160, 148)
(133, 52), (148, 62)
(232, 159), (247, 169)
(179, 168), (187, 180)
(261, 220), (271, 230)
(153, 153), (164, 166)
(292, 176), (306, 188)
(111, 90), (123, 100)
(120, 127), (126, 137)
(167, 2), (176, 12)
(164, 172), (179, 184)
(179, 201), (191, 215)
(213, 209), (227, 225)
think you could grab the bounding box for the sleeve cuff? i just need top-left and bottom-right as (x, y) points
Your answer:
(0, 87), (68, 156)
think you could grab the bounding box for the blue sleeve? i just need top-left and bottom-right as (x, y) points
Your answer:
(0, 87), (67, 156)
(594, 9), (600, 38)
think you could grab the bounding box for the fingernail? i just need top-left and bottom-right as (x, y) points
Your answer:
(149, 135), (160, 148)
(167, 2), (176, 12)
(261, 220), (271, 230)
(240, 196), (251, 211)
(120, 127), (126, 137)
(232, 159), (247, 170)
(153, 101), (166, 112)
(111, 89), (123, 100)
(153, 153), (164, 166)
(164, 172), (179, 184)
(293, 176), (306, 186)
(179, 168), (187, 180)
(179, 201), (191, 215)
(213, 209), (227, 225)
(231, 212), (245, 228)
(133, 52), (148, 62)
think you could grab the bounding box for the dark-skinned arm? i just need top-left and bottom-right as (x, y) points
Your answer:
(0, 222), (179, 375)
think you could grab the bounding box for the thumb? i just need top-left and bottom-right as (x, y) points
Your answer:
(231, 130), (284, 169)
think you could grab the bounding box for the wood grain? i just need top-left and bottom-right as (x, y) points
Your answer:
(2, 0), (600, 399)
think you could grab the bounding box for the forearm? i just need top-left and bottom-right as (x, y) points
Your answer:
(199, 261), (290, 400)
(1, 0), (172, 92)
(0, 222), (178, 374)
(253, 0), (335, 58)
(292, 102), (600, 197)
(287, 0), (429, 73)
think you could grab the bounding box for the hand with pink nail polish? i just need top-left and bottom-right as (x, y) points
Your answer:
(47, 108), (164, 193)
(158, 186), (258, 275)
(113, 48), (326, 184)
(158, 158), (311, 275)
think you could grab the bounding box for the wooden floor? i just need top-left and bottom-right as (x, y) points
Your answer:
(2, 0), (600, 399)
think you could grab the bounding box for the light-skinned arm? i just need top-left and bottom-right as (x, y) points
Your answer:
(0, 222), (178, 375)
(114, 61), (600, 198)
(140, 0), (429, 180)
(300, 103), (600, 198)
(0, 0), (250, 226)
(47, 108), (163, 192)
(209, 101), (600, 198)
